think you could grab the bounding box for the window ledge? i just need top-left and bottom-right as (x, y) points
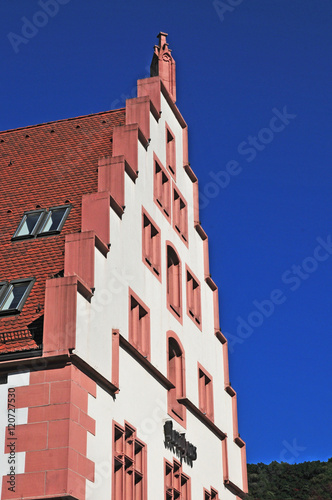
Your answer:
(194, 223), (207, 241)
(205, 276), (217, 291)
(234, 436), (246, 448)
(76, 276), (94, 301)
(109, 195), (124, 219)
(119, 334), (175, 390)
(224, 479), (247, 499)
(95, 234), (109, 257)
(183, 163), (197, 183)
(215, 330), (227, 344)
(225, 384), (236, 397)
(178, 397), (226, 441)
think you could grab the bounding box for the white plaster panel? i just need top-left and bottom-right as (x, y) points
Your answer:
(0, 372), (29, 486)
(86, 349), (239, 500)
(79, 91), (243, 498)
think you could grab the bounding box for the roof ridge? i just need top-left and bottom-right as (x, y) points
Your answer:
(0, 107), (125, 135)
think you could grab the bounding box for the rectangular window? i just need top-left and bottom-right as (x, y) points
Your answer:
(12, 209), (46, 239)
(154, 156), (171, 219)
(37, 205), (71, 235)
(173, 187), (188, 242)
(186, 268), (201, 327)
(204, 488), (219, 500)
(0, 279), (35, 316)
(198, 364), (214, 421)
(142, 209), (161, 278)
(129, 290), (150, 360)
(12, 205), (70, 240)
(164, 460), (190, 500)
(167, 245), (182, 320)
(113, 422), (146, 500)
(166, 125), (176, 177)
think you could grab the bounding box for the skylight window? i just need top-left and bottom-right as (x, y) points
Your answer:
(12, 205), (70, 240)
(13, 210), (46, 239)
(0, 279), (35, 315)
(38, 206), (70, 235)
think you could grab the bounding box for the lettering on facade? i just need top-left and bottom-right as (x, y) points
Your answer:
(164, 420), (197, 467)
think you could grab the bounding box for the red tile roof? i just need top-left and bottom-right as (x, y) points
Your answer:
(0, 108), (125, 354)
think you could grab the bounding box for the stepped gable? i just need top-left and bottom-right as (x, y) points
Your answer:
(0, 108), (125, 354)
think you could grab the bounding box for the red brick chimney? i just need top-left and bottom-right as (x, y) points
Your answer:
(150, 32), (176, 102)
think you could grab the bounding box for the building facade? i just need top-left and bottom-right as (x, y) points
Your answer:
(0, 33), (248, 500)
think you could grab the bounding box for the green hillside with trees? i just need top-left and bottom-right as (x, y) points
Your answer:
(247, 458), (332, 499)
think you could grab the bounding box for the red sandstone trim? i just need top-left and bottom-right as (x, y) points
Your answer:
(165, 122), (176, 180)
(166, 241), (183, 325)
(82, 191), (111, 246)
(215, 330), (227, 344)
(166, 330), (187, 428)
(1, 365), (96, 500)
(128, 288), (151, 361)
(141, 206), (162, 282)
(112, 329), (120, 392)
(186, 264), (202, 330)
(197, 362), (214, 422)
(98, 155), (125, 218)
(172, 182), (189, 246)
(119, 334), (174, 390)
(177, 397), (226, 440)
(222, 342), (230, 388)
(154, 152), (171, 221)
(182, 126), (189, 170)
(222, 438), (229, 482)
(64, 231), (96, 290)
(195, 223), (207, 241)
(224, 479), (247, 499)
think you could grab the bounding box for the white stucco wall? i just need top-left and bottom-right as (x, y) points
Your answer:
(0, 372), (29, 483)
(75, 89), (244, 498)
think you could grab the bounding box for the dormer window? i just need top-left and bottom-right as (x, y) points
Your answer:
(0, 279), (35, 316)
(12, 205), (70, 240)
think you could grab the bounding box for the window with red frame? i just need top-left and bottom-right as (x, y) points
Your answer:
(204, 488), (219, 500)
(168, 337), (185, 422)
(186, 269), (201, 326)
(129, 292), (150, 359)
(173, 188), (188, 242)
(154, 159), (171, 218)
(113, 422), (146, 500)
(166, 126), (176, 177)
(142, 211), (161, 277)
(165, 460), (190, 500)
(198, 366), (214, 421)
(167, 246), (181, 318)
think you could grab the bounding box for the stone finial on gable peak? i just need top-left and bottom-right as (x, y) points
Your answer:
(150, 32), (176, 102)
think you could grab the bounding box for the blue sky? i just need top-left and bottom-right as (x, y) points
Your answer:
(1, 0), (331, 465)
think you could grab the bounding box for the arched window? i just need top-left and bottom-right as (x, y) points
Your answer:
(167, 245), (182, 319)
(167, 334), (185, 424)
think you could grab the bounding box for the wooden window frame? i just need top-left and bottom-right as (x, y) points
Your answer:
(129, 289), (151, 360)
(172, 185), (188, 244)
(166, 123), (176, 179)
(154, 153), (171, 220)
(167, 332), (186, 427)
(142, 207), (161, 281)
(164, 458), (191, 500)
(166, 243), (182, 323)
(198, 362), (214, 422)
(112, 420), (147, 500)
(186, 266), (201, 329)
